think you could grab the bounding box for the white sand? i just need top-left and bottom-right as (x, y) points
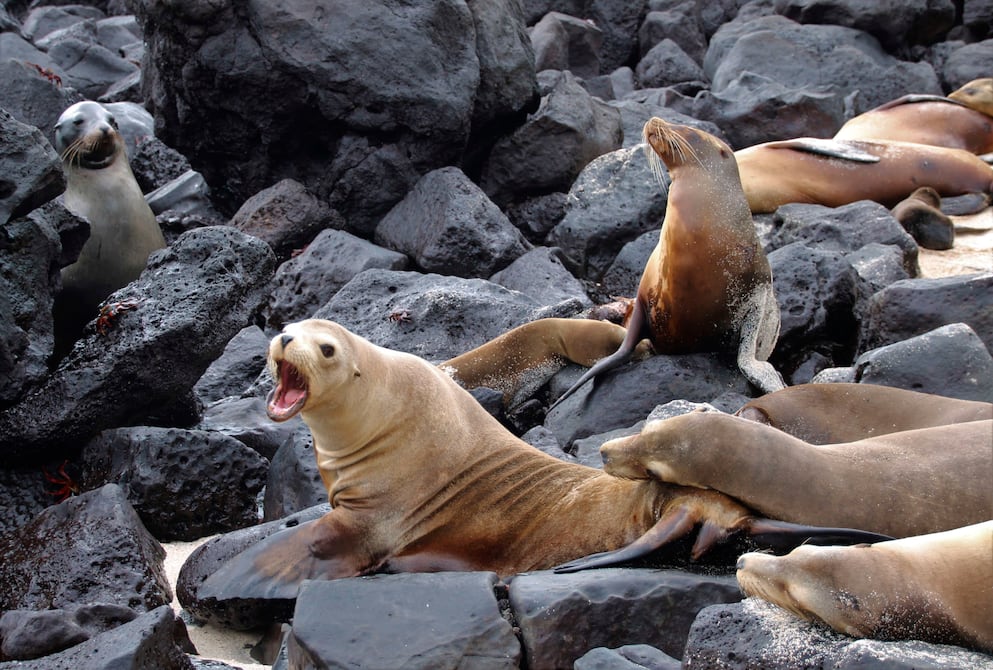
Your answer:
(164, 538), (270, 669)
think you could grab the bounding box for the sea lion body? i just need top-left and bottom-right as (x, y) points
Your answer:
(599, 412), (993, 538)
(198, 320), (798, 601)
(736, 138), (993, 214)
(834, 79), (993, 154)
(736, 521), (993, 653)
(53, 101), (165, 351)
(735, 382), (993, 444)
(445, 118), (785, 407)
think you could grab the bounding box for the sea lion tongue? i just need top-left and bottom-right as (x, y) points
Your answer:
(266, 361), (307, 421)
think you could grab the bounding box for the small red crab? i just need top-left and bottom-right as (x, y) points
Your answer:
(42, 460), (79, 503)
(96, 299), (140, 335)
(388, 309), (412, 325)
(27, 62), (62, 87)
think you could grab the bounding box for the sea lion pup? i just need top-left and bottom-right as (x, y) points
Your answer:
(52, 101), (165, 357)
(598, 412), (993, 539)
(834, 78), (993, 155)
(736, 521), (993, 654)
(197, 320), (877, 602)
(735, 137), (993, 214)
(444, 118), (785, 410)
(735, 382), (993, 444)
(889, 186), (955, 250)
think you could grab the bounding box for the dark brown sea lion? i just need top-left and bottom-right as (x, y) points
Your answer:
(737, 521), (993, 654)
(734, 382), (992, 444)
(834, 78), (993, 155)
(197, 320), (880, 601)
(445, 117), (785, 409)
(889, 186), (955, 250)
(736, 138), (993, 214)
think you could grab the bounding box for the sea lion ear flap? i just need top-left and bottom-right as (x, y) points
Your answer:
(352, 363), (361, 378)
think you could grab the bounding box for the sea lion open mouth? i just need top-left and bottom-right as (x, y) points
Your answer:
(267, 360), (308, 421)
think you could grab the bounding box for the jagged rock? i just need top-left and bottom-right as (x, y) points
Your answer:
(773, 0), (956, 51)
(0, 603), (137, 661)
(683, 598), (993, 669)
(481, 70), (623, 206)
(375, 166), (532, 277)
(0, 59), (82, 135)
(530, 11), (603, 78)
(0, 107), (64, 225)
(0, 484), (171, 613)
(0, 226), (276, 464)
(508, 569), (742, 668)
(639, 6), (706, 63)
(574, 644), (680, 670)
(286, 573), (521, 669)
(193, 325), (269, 405)
(229, 178), (344, 260)
(79, 426), (268, 541)
(489, 246), (592, 308)
(262, 429), (326, 523)
(198, 396), (299, 460)
(635, 39), (707, 89)
(858, 273), (993, 354)
(547, 144), (666, 281)
(314, 268), (583, 362)
(0, 606), (195, 670)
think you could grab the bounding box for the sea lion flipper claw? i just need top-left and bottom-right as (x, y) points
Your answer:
(553, 505), (696, 572)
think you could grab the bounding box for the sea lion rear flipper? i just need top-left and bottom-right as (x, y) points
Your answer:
(553, 505), (697, 573)
(548, 300), (650, 411)
(745, 518), (894, 550)
(198, 515), (369, 602)
(775, 138), (881, 163)
(735, 285), (786, 394)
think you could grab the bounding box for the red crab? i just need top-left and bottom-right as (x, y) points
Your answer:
(96, 299), (140, 335)
(42, 460), (79, 502)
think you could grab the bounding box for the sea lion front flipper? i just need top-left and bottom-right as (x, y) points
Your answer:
(552, 504), (697, 573)
(869, 93), (963, 112)
(198, 514), (370, 602)
(547, 299), (651, 411)
(744, 518), (894, 550)
(775, 138), (882, 163)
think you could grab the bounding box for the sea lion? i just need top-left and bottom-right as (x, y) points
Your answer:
(889, 186), (955, 250)
(736, 521), (993, 654)
(598, 412), (993, 539)
(52, 101), (165, 357)
(834, 78), (993, 155)
(736, 137), (993, 214)
(197, 320), (880, 602)
(444, 117), (785, 409)
(735, 382), (993, 444)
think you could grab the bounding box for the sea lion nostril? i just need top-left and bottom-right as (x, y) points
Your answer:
(281, 334), (294, 348)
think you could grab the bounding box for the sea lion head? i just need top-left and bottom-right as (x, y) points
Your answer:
(737, 545), (878, 638)
(948, 77), (993, 116)
(266, 319), (362, 422)
(54, 101), (123, 170)
(600, 412), (705, 483)
(642, 116), (735, 185)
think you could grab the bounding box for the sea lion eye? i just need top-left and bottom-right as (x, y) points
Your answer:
(320, 344), (335, 358)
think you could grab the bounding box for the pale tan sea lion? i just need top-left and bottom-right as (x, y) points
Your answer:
(736, 521), (993, 654)
(735, 382), (993, 444)
(52, 101), (165, 356)
(445, 117), (785, 409)
(834, 78), (993, 155)
(736, 138), (993, 214)
(597, 412), (993, 539)
(197, 320), (880, 601)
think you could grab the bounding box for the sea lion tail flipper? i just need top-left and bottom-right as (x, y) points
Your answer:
(735, 286), (786, 394)
(198, 516), (366, 602)
(552, 505), (696, 573)
(745, 518), (894, 550)
(547, 301), (649, 411)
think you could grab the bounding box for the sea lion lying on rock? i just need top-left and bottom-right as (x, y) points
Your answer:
(196, 320), (884, 603)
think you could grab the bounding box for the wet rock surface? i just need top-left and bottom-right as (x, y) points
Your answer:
(1, 0), (992, 666)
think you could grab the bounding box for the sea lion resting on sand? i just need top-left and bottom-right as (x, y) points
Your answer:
(443, 117), (784, 409)
(737, 521), (993, 654)
(196, 320), (883, 603)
